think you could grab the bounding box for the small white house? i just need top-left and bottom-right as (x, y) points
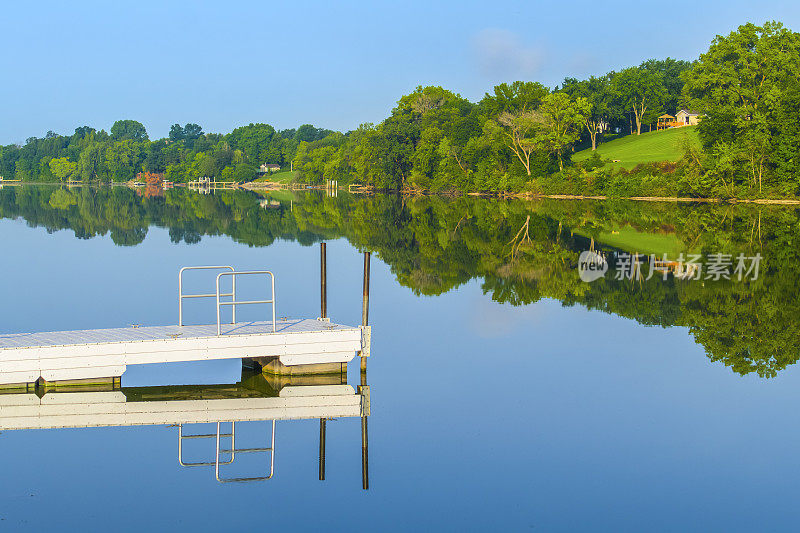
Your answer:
(258, 163), (281, 174)
(675, 110), (702, 126)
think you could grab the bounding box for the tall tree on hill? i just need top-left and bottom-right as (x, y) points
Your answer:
(562, 75), (613, 150)
(535, 93), (590, 171)
(481, 81), (549, 116)
(640, 58), (693, 115)
(612, 67), (666, 135)
(494, 110), (541, 176)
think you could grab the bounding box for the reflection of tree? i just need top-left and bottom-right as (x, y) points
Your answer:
(1, 186), (798, 377)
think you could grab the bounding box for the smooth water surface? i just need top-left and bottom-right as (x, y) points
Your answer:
(1, 185), (800, 531)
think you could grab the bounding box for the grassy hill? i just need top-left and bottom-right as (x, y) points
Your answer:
(253, 170), (297, 184)
(573, 126), (701, 170)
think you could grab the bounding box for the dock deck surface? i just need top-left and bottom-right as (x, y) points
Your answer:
(0, 319), (354, 351)
(0, 319), (366, 385)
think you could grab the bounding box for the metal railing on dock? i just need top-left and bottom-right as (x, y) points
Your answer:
(179, 266), (236, 326)
(179, 266), (277, 335)
(216, 271), (276, 335)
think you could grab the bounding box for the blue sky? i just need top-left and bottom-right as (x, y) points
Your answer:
(2, 0), (798, 144)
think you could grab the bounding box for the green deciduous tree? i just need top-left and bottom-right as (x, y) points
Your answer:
(48, 157), (78, 181)
(683, 21), (800, 192)
(110, 120), (149, 141)
(562, 76), (613, 150)
(612, 67), (667, 135)
(536, 93), (590, 171)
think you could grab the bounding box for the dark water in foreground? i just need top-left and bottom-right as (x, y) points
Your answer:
(1, 185), (800, 531)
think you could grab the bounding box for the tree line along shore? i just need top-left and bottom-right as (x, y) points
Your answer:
(1, 21), (798, 200)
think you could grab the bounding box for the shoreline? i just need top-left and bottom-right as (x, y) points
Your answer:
(6, 181), (800, 206)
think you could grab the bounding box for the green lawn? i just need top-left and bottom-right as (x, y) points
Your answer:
(573, 126), (701, 170)
(253, 170), (297, 183)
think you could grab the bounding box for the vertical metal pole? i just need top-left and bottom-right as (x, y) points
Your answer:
(271, 274), (276, 333)
(361, 252), (370, 327)
(319, 418), (326, 481)
(216, 275), (222, 336)
(320, 243), (327, 319)
(232, 275), (236, 324)
(178, 271), (183, 326)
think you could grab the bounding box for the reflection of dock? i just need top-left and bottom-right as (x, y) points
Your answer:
(0, 371), (371, 485)
(0, 372), (369, 431)
(187, 177), (239, 194)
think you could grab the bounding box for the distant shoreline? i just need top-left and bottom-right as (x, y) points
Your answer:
(7, 181), (800, 207)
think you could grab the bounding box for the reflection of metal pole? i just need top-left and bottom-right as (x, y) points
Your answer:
(319, 418), (326, 481)
(361, 415), (369, 490)
(361, 252), (370, 373)
(359, 378), (370, 490)
(361, 252), (370, 326)
(320, 243), (327, 319)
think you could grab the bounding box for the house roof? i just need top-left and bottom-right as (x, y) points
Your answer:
(676, 109), (701, 116)
(658, 114), (675, 119)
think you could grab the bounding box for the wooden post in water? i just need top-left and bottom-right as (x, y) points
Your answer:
(319, 418), (326, 481)
(320, 243), (327, 319)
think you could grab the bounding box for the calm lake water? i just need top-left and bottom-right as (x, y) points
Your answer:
(2, 185), (800, 531)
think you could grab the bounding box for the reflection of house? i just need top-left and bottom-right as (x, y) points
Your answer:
(651, 259), (700, 279)
(258, 163), (281, 174)
(259, 199), (281, 209)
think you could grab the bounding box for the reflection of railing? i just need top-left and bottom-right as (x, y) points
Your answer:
(215, 271), (276, 335)
(215, 421), (275, 483)
(177, 421), (276, 483)
(178, 266), (236, 326)
(178, 423), (235, 466)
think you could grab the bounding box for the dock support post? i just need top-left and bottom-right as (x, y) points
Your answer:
(319, 418), (326, 481)
(361, 252), (370, 373)
(320, 243), (327, 319)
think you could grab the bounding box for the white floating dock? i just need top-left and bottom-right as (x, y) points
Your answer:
(0, 319), (368, 385)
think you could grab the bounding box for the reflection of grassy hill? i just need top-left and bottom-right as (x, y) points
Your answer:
(575, 225), (689, 256)
(574, 127), (701, 170)
(265, 189), (297, 202)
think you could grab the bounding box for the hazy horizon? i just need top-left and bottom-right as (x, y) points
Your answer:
(2, 0), (798, 144)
